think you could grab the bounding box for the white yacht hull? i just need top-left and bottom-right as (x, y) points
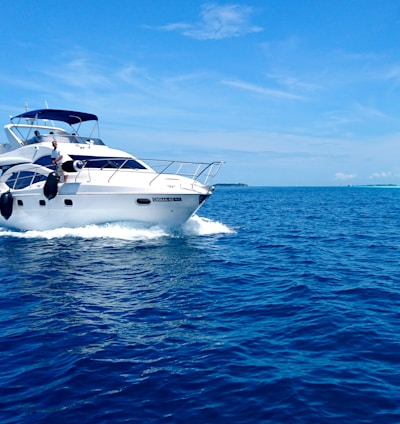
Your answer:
(0, 189), (209, 230)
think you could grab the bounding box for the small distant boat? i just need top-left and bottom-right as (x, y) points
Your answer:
(0, 108), (223, 230)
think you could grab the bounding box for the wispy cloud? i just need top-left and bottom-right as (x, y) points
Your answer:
(385, 65), (400, 83)
(156, 3), (263, 40)
(43, 56), (112, 89)
(353, 103), (390, 120)
(318, 105), (385, 135)
(222, 79), (307, 100)
(335, 172), (357, 181)
(369, 171), (392, 179)
(266, 73), (321, 94)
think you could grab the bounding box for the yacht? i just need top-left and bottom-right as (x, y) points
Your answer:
(0, 108), (223, 230)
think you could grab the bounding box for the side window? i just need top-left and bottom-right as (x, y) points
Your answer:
(14, 172), (34, 189)
(33, 174), (47, 184)
(5, 173), (17, 189)
(6, 171), (45, 189)
(124, 159), (146, 170)
(68, 155), (147, 170)
(87, 159), (108, 168)
(14, 172), (33, 189)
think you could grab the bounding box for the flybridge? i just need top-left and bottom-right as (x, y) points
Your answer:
(5, 108), (101, 149)
(11, 109), (98, 125)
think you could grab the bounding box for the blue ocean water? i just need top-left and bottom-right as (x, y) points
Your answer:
(1, 186), (400, 423)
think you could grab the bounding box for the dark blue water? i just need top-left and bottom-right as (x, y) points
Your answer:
(1, 187), (400, 423)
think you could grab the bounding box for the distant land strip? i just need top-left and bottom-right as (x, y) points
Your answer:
(214, 183), (248, 187)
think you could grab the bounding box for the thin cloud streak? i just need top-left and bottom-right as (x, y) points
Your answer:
(222, 80), (307, 100)
(157, 3), (263, 40)
(265, 73), (321, 94)
(43, 57), (112, 89)
(369, 171), (392, 179)
(335, 172), (357, 181)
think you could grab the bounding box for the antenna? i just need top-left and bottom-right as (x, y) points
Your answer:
(44, 101), (55, 126)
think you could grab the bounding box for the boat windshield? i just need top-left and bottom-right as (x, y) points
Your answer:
(25, 133), (105, 146)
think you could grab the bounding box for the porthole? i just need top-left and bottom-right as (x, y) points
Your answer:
(64, 199), (73, 206)
(137, 198), (151, 205)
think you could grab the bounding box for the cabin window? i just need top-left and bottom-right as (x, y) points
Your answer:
(64, 199), (73, 206)
(5, 173), (17, 189)
(69, 155), (147, 170)
(33, 174), (47, 184)
(14, 172), (34, 189)
(5, 171), (47, 189)
(39, 200), (46, 206)
(17, 200), (23, 206)
(137, 198), (151, 205)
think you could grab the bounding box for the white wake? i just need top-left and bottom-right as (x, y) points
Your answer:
(0, 215), (234, 240)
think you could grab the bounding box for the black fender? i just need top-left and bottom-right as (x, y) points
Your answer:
(0, 191), (13, 220)
(43, 172), (58, 200)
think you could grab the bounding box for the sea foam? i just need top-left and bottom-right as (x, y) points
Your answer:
(0, 215), (233, 240)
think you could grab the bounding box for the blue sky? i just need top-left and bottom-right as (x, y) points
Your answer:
(1, 0), (400, 186)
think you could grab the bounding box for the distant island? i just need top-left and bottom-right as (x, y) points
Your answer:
(351, 184), (400, 188)
(214, 183), (248, 187)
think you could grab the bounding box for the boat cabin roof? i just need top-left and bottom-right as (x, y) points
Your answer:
(11, 109), (98, 125)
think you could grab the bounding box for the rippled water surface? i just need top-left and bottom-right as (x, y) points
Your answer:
(1, 187), (400, 423)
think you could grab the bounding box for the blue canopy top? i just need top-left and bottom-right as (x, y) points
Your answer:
(12, 109), (98, 125)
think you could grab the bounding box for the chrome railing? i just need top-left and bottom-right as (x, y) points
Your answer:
(72, 158), (224, 186)
(3, 158), (224, 188)
(144, 159), (224, 186)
